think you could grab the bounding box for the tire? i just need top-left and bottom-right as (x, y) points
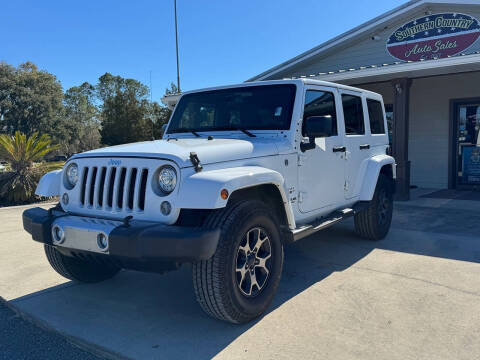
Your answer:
(354, 174), (394, 241)
(192, 200), (284, 324)
(44, 244), (120, 283)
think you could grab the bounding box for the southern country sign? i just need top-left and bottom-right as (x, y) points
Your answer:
(387, 13), (480, 62)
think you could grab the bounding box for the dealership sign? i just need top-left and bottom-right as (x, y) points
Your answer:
(387, 13), (480, 61)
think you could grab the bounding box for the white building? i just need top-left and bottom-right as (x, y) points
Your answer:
(249, 0), (480, 199)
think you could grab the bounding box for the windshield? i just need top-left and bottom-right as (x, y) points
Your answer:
(167, 84), (296, 134)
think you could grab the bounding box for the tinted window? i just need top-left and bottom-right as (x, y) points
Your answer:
(367, 99), (386, 134)
(302, 90), (337, 136)
(341, 95), (365, 135)
(167, 85), (296, 133)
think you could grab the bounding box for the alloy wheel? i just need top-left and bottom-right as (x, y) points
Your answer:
(235, 227), (272, 297)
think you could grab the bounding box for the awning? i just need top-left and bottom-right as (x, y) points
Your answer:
(304, 52), (480, 84)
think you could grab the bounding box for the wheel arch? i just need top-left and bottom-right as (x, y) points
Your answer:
(35, 170), (62, 197)
(359, 155), (396, 201)
(227, 183), (295, 230)
(176, 166), (296, 229)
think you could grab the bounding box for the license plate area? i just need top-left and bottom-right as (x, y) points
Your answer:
(51, 216), (122, 254)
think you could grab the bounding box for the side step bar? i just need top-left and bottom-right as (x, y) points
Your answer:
(289, 202), (369, 242)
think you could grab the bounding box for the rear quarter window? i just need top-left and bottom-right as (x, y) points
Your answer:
(341, 95), (365, 135)
(367, 99), (386, 134)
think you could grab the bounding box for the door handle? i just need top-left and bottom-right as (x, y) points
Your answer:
(333, 146), (346, 153)
(359, 144), (370, 150)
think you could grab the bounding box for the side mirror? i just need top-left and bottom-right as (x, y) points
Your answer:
(301, 115), (334, 151)
(304, 115), (334, 138)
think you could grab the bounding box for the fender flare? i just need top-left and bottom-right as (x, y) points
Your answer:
(35, 170), (62, 197)
(359, 155), (396, 201)
(176, 166), (296, 229)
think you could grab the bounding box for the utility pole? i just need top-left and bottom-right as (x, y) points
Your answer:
(174, 0), (181, 93)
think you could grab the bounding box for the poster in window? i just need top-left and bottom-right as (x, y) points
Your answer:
(462, 146), (480, 184)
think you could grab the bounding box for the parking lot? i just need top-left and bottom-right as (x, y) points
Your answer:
(1, 189), (480, 360)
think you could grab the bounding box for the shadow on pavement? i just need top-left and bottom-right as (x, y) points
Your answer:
(9, 201), (480, 359)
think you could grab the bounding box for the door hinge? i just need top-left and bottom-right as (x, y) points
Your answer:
(344, 181), (348, 192)
(298, 192), (306, 203)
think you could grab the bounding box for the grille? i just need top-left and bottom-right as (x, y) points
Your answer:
(79, 166), (148, 212)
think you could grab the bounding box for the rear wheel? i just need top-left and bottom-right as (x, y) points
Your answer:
(192, 200), (284, 323)
(354, 174), (393, 240)
(44, 244), (120, 283)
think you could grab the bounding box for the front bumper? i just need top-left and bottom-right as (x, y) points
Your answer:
(22, 207), (220, 263)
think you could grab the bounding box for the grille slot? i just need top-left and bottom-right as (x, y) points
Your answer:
(79, 164), (148, 213)
(80, 168), (89, 205)
(127, 168), (138, 210)
(139, 169), (148, 211)
(107, 168), (117, 208)
(88, 167), (98, 206)
(117, 168), (127, 209)
(97, 167), (107, 207)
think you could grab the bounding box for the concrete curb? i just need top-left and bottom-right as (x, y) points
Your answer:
(1, 296), (130, 360)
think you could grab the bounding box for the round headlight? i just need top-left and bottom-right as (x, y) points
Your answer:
(157, 166), (177, 194)
(65, 163), (79, 188)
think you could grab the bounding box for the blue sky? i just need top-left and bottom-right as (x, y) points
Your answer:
(2, 0), (406, 100)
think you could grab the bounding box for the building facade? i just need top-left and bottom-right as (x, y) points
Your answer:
(249, 0), (480, 200)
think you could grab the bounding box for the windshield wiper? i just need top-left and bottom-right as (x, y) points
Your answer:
(191, 131), (201, 137)
(228, 127), (256, 137)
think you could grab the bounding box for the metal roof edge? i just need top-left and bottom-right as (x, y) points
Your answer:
(307, 52), (480, 82)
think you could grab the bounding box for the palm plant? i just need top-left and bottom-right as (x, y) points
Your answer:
(0, 131), (59, 203)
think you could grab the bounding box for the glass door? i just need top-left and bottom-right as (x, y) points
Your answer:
(455, 102), (480, 188)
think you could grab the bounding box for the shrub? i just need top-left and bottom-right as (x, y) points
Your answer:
(0, 132), (59, 204)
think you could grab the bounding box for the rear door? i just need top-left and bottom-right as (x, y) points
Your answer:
(339, 90), (370, 199)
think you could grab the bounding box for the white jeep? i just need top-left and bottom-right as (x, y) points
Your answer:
(23, 79), (395, 323)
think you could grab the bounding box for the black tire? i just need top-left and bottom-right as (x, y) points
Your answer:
(44, 244), (120, 283)
(354, 174), (394, 241)
(192, 200), (284, 324)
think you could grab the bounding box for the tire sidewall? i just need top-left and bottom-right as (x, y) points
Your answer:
(374, 176), (394, 236)
(222, 205), (283, 319)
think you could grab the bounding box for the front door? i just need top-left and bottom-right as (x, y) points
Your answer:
(298, 86), (346, 213)
(454, 100), (480, 189)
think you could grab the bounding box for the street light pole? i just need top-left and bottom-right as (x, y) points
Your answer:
(174, 0), (181, 93)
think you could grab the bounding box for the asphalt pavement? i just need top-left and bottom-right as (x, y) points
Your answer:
(0, 299), (104, 360)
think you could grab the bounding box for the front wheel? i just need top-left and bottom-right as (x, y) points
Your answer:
(354, 174), (394, 240)
(193, 200), (284, 323)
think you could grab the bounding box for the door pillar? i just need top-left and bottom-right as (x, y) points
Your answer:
(391, 78), (412, 201)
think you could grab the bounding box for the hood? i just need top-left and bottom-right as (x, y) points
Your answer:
(72, 138), (280, 167)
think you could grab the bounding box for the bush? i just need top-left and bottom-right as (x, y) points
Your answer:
(0, 132), (59, 205)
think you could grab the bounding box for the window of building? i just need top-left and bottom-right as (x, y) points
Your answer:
(302, 90), (337, 136)
(341, 94), (365, 135)
(367, 99), (386, 134)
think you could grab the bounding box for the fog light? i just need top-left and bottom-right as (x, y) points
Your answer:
(160, 201), (172, 216)
(62, 193), (69, 205)
(52, 225), (65, 244)
(97, 233), (108, 251)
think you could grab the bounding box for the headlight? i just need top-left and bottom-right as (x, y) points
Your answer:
(157, 166), (177, 194)
(65, 163), (79, 188)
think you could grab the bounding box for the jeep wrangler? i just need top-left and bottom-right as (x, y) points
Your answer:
(23, 79), (395, 323)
